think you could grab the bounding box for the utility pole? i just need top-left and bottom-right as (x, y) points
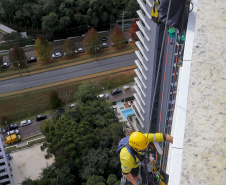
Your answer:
(121, 11), (127, 32)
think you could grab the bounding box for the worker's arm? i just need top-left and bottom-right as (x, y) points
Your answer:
(124, 173), (139, 185)
(144, 133), (173, 143)
(165, 134), (173, 143)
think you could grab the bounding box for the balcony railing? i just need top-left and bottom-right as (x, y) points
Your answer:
(134, 61), (147, 80)
(136, 21), (150, 41)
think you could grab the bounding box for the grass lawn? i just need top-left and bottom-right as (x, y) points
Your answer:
(0, 68), (136, 123)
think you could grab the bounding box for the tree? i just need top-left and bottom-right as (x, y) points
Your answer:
(42, 12), (59, 34)
(107, 174), (118, 185)
(86, 175), (106, 185)
(62, 39), (75, 56)
(9, 44), (26, 68)
(57, 162), (77, 185)
(83, 27), (101, 54)
(110, 26), (125, 49)
(129, 18), (139, 41)
(49, 91), (62, 109)
(34, 35), (52, 64)
(74, 81), (98, 103)
(0, 114), (9, 127)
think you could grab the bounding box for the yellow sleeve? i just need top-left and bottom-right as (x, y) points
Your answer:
(120, 147), (139, 174)
(144, 133), (164, 143)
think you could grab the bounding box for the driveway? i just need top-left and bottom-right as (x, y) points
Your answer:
(10, 143), (54, 184)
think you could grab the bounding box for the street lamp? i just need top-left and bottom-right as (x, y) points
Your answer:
(18, 62), (21, 76)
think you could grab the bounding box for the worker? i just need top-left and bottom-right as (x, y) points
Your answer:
(119, 132), (173, 185)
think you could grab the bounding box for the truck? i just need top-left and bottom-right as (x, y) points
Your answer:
(5, 134), (21, 144)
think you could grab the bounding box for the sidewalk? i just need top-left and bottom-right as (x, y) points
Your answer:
(10, 143), (54, 184)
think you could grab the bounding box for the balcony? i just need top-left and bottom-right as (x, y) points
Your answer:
(135, 51), (148, 71)
(136, 21), (150, 41)
(134, 77), (146, 99)
(134, 62), (147, 80)
(132, 102), (145, 123)
(137, 0), (152, 19)
(133, 93), (145, 114)
(146, 0), (152, 8)
(136, 10), (151, 31)
(134, 67), (147, 89)
(135, 41), (148, 62)
(136, 31), (149, 52)
(134, 85), (146, 106)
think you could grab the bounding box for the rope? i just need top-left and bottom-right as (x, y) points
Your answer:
(161, 43), (180, 170)
(147, 0), (173, 134)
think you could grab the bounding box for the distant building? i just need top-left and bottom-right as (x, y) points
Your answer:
(0, 134), (13, 185)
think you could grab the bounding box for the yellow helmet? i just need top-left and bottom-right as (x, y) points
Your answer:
(129, 132), (148, 150)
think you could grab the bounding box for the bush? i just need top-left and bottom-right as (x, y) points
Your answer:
(49, 91), (62, 109)
(0, 114), (9, 127)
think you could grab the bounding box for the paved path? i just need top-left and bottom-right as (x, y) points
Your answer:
(0, 53), (136, 94)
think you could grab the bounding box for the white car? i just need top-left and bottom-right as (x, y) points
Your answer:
(2, 62), (10, 68)
(97, 94), (109, 100)
(20, 120), (32, 127)
(77, 48), (84, 53)
(7, 129), (19, 135)
(101, 43), (108, 48)
(69, 103), (76, 109)
(52, 52), (62, 58)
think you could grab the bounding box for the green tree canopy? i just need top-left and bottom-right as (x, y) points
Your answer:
(42, 12), (59, 34)
(107, 174), (118, 185)
(74, 81), (98, 103)
(9, 44), (27, 68)
(83, 27), (101, 54)
(86, 175), (106, 185)
(38, 82), (124, 183)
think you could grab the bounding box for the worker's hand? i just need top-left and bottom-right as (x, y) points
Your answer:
(166, 134), (173, 143)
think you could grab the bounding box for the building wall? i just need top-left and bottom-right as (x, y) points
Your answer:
(0, 134), (13, 185)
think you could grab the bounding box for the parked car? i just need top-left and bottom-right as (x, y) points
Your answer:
(27, 57), (37, 63)
(58, 108), (65, 114)
(7, 129), (19, 136)
(101, 37), (107, 41)
(111, 89), (122, 95)
(52, 52), (62, 58)
(36, 115), (47, 121)
(8, 124), (19, 131)
(20, 120), (32, 127)
(101, 43), (108, 48)
(69, 103), (76, 109)
(2, 62), (10, 68)
(77, 48), (84, 53)
(97, 93), (109, 100)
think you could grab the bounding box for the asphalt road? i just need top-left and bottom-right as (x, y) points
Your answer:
(0, 53), (136, 94)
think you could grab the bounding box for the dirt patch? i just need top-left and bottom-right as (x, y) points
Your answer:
(10, 143), (54, 184)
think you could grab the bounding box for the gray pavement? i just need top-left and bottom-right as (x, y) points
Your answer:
(0, 53), (136, 94)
